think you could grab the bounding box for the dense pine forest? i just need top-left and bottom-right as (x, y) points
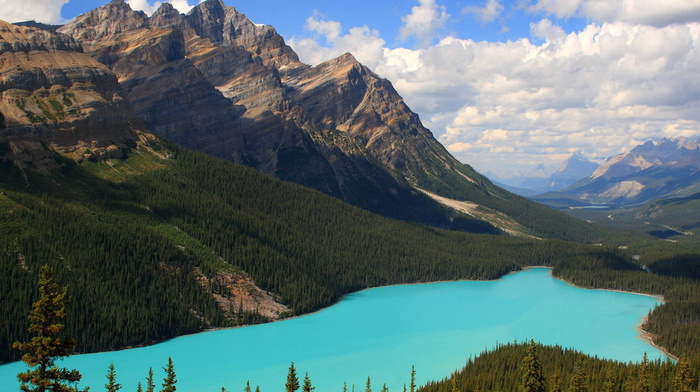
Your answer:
(421, 342), (699, 392)
(2, 139), (700, 390)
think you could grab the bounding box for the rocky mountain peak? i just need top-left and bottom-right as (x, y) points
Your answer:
(57, 0), (148, 46)
(1, 19), (143, 167)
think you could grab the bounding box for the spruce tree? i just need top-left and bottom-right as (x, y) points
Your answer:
(410, 366), (416, 392)
(145, 367), (155, 392)
(551, 368), (563, 392)
(520, 341), (546, 392)
(286, 362), (299, 392)
(161, 357), (177, 392)
(568, 357), (588, 392)
(673, 358), (695, 392)
(381, 383), (389, 392)
(365, 377), (372, 392)
(635, 353), (651, 392)
(105, 362), (122, 392)
(302, 372), (314, 392)
(13, 265), (87, 392)
(451, 375), (459, 392)
(245, 380), (252, 392)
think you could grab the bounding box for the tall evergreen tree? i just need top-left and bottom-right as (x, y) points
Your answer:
(245, 380), (252, 392)
(410, 366), (416, 392)
(672, 358), (695, 392)
(450, 375), (459, 392)
(569, 357), (588, 392)
(161, 357), (177, 392)
(365, 377), (372, 392)
(551, 368), (563, 392)
(145, 367), (155, 392)
(13, 265), (87, 392)
(381, 383), (389, 392)
(520, 341), (546, 392)
(635, 354), (651, 392)
(286, 363), (299, 392)
(302, 372), (314, 392)
(105, 362), (122, 392)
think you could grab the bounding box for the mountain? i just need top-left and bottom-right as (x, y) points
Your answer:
(2, 13), (699, 367)
(490, 153), (599, 196)
(0, 19), (142, 167)
(547, 152), (600, 191)
(535, 138), (700, 208)
(51, 0), (606, 240)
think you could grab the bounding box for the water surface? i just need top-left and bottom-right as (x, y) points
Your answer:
(0, 268), (666, 392)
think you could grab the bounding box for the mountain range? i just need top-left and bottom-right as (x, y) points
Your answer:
(2, 0), (700, 369)
(489, 153), (601, 196)
(1, 0), (605, 241)
(535, 138), (700, 208)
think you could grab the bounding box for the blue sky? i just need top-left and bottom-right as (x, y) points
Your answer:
(2, 0), (700, 177)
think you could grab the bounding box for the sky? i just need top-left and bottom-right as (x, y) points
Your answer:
(2, 0), (700, 178)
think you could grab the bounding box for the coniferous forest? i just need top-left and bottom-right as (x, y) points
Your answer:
(2, 140), (700, 390)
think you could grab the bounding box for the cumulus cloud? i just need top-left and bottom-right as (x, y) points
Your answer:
(126, 0), (196, 16)
(463, 0), (504, 23)
(526, 0), (700, 27)
(373, 21), (700, 176)
(289, 14), (386, 69)
(0, 0), (68, 24)
(398, 0), (450, 47)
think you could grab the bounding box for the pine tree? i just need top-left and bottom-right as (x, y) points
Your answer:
(520, 341), (546, 392)
(673, 358), (695, 392)
(302, 372), (314, 392)
(381, 383), (389, 392)
(245, 380), (252, 392)
(145, 367), (155, 392)
(161, 357), (177, 392)
(568, 357), (588, 392)
(105, 362), (122, 392)
(365, 377), (372, 392)
(551, 368), (563, 392)
(410, 366), (416, 392)
(136, 382), (143, 392)
(635, 353), (651, 392)
(451, 375), (459, 392)
(13, 265), (87, 392)
(255, 386), (260, 392)
(286, 362), (299, 392)
(343, 382), (348, 392)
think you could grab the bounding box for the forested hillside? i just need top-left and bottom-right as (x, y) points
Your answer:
(421, 342), (699, 392)
(2, 140), (700, 366)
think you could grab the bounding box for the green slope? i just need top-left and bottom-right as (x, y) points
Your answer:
(2, 140), (700, 364)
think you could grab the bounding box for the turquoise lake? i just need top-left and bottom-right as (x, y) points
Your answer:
(0, 267), (667, 392)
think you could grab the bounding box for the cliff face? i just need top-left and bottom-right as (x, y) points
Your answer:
(53, 0), (558, 234)
(0, 20), (142, 168)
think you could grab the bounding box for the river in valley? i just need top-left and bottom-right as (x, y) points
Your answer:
(0, 267), (667, 392)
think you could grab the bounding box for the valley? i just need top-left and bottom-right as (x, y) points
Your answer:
(1, 1), (700, 391)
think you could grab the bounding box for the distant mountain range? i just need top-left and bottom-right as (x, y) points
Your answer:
(534, 137), (700, 208)
(489, 152), (601, 196)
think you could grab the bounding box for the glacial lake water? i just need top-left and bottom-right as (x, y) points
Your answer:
(0, 267), (667, 392)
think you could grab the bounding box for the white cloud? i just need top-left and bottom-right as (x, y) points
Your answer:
(289, 15), (386, 69)
(0, 0), (68, 24)
(373, 21), (700, 176)
(272, 4), (700, 177)
(398, 0), (450, 47)
(463, 0), (504, 23)
(527, 0), (700, 27)
(126, 0), (195, 15)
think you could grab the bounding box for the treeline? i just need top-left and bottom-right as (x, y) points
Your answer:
(2, 141), (700, 364)
(420, 342), (699, 392)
